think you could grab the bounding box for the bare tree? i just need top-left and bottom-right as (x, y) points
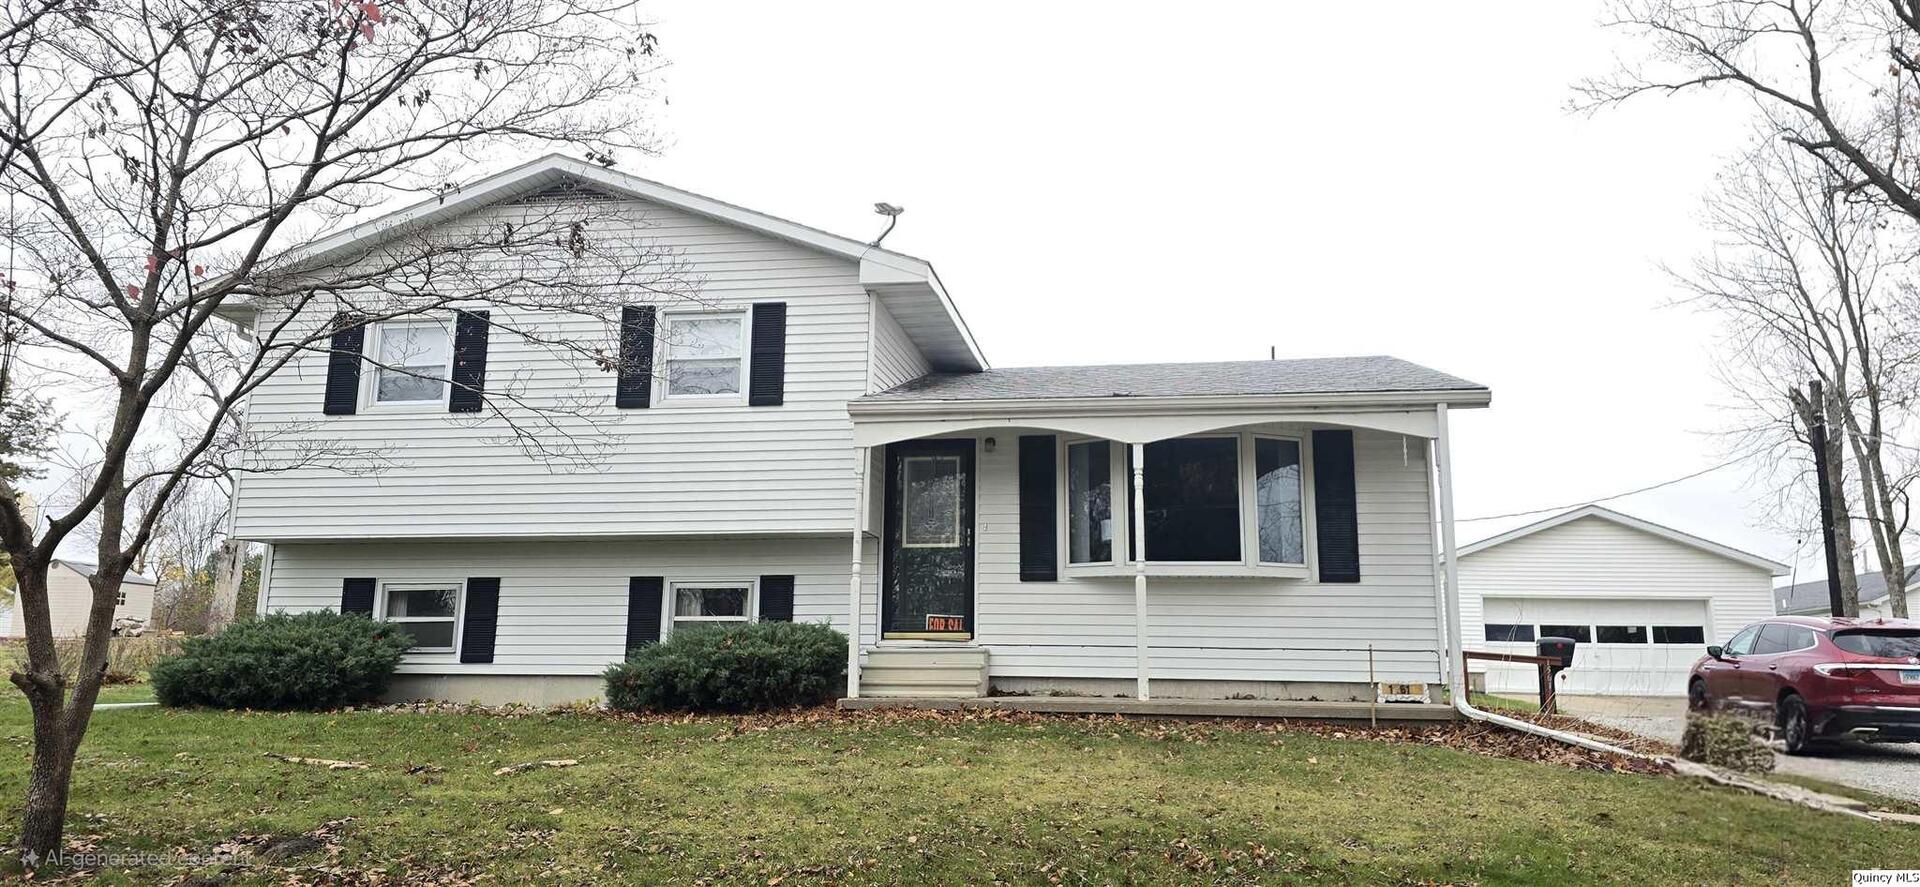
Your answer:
(1678, 139), (1919, 615)
(1583, 1), (1920, 227)
(0, 0), (686, 861)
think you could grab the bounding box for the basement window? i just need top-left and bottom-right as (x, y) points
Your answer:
(671, 582), (751, 634)
(380, 581), (462, 653)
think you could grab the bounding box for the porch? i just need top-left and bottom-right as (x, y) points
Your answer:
(836, 694), (1459, 724)
(839, 358), (1492, 703)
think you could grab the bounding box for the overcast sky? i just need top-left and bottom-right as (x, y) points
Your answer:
(23, 2), (1834, 584)
(625, 1), (1824, 581)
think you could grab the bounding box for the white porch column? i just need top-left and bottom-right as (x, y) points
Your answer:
(846, 446), (869, 699)
(1434, 404), (1468, 699)
(1131, 442), (1149, 700)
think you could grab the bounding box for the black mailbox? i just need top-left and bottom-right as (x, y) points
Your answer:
(1537, 636), (1577, 668)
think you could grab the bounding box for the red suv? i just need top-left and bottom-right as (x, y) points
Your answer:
(1688, 616), (1920, 754)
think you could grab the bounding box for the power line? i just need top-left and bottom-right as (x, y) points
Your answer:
(1457, 455), (1749, 523)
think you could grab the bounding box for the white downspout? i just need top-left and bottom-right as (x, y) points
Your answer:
(846, 446), (869, 699)
(1434, 403), (1640, 757)
(1131, 442), (1149, 701)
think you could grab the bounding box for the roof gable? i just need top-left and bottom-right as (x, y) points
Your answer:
(226, 153), (986, 370)
(1456, 505), (1788, 575)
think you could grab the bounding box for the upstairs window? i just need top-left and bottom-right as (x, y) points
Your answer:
(369, 321), (451, 405)
(660, 312), (746, 399)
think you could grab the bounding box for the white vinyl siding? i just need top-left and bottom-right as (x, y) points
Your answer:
(868, 296), (930, 392)
(232, 195), (873, 541)
(264, 429), (1442, 687)
(849, 428), (1444, 686)
(264, 537), (862, 675)
(1458, 514), (1778, 696)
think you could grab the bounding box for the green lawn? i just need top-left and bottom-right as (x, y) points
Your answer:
(0, 696), (1913, 884)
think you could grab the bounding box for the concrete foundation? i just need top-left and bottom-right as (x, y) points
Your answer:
(383, 674), (603, 707)
(990, 676), (1403, 703)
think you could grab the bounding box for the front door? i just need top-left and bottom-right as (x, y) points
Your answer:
(882, 439), (975, 639)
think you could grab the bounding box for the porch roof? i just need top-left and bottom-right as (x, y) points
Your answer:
(848, 356), (1489, 447)
(856, 356), (1485, 403)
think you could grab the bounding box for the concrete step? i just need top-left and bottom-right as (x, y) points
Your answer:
(859, 646), (989, 698)
(864, 648), (989, 668)
(859, 683), (983, 699)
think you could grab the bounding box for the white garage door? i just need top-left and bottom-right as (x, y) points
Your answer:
(1477, 597), (1711, 697)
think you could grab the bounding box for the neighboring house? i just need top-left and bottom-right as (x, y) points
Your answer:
(0, 560), (157, 638)
(223, 154), (1492, 706)
(1775, 567), (1919, 619)
(1457, 506), (1786, 697)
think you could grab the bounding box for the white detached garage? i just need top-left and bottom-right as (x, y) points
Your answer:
(1456, 506), (1787, 697)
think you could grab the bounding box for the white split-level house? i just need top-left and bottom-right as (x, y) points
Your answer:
(223, 154), (1492, 705)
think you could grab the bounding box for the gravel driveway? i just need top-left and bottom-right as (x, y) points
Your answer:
(1555, 695), (1920, 804)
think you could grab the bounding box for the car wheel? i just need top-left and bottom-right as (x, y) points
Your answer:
(1688, 678), (1710, 712)
(1779, 694), (1813, 755)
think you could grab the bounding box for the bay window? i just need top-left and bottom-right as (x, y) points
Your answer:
(1066, 441), (1113, 563)
(1065, 431), (1314, 573)
(1135, 437), (1241, 562)
(1254, 438), (1305, 565)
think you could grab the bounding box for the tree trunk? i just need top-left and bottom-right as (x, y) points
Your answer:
(207, 538), (244, 630)
(1793, 385), (1861, 615)
(5, 564), (72, 862)
(1822, 393), (1862, 616)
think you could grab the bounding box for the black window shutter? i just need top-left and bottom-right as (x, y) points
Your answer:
(1018, 435), (1058, 581)
(322, 312), (366, 415)
(340, 577), (376, 615)
(615, 305), (656, 409)
(747, 302), (787, 406)
(449, 310), (490, 413)
(1312, 429), (1361, 583)
(758, 574), (795, 622)
(626, 576), (664, 648)
(459, 578), (500, 663)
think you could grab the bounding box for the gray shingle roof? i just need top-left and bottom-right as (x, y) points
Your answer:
(1776, 567), (1918, 614)
(53, 559), (157, 586)
(858, 356), (1485, 403)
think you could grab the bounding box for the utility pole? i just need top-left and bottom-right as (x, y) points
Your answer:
(1808, 380), (1847, 617)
